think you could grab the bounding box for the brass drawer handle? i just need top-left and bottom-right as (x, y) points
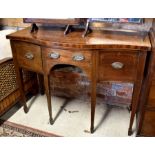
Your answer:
(72, 54), (85, 61)
(111, 62), (124, 69)
(25, 52), (34, 60)
(49, 52), (60, 59)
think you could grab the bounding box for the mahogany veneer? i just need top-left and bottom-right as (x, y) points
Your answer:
(7, 26), (151, 135)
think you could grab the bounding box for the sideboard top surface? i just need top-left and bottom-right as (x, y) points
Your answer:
(6, 27), (151, 51)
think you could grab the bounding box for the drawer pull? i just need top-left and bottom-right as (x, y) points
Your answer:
(111, 62), (124, 69)
(25, 52), (34, 60)
(72, 54), (85, 61)
(49, 52), (60, 59)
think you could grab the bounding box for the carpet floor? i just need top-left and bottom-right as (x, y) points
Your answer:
(0, 119), (59, 137)
(0, 95), (136, 137)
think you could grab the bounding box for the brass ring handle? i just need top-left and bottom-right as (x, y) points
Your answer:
(111, 62), (124, 69)
(49, 52), (60, 59)
(72, 54), (85, 61)
(24, 52), (34, 60)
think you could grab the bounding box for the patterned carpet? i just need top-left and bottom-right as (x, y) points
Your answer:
(0, 119), (60, 137)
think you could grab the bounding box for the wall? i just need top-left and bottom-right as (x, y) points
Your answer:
(0, 18), (30, 28)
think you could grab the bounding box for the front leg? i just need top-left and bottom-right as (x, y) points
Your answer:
(18, 68), (28, 113)
(44, 74), (53, 125)
(90, 79), (97, 133)
(90, 52), (97, 133)
(128, 83), (141, 136)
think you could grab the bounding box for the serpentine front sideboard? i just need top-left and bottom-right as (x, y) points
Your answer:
(6, 27), (151, 135)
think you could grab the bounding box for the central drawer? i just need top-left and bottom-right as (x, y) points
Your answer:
(13, 41), (43, 73)
(42, 47), (92, 76)
(98, 51), (139, 82)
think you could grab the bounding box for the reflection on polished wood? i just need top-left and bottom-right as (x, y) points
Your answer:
(7, 27), (151, 50)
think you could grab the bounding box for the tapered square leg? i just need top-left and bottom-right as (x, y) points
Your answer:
(24, 106), (28, 113)
(90, 126), (94, 134)
(44, 74), (53, 125)
(90, 52), (97, 134)
(17, 68), (28, 113)
(128, 129), (133, 136)
(128, 83), (141, 136)
(50, 117), (54, 125)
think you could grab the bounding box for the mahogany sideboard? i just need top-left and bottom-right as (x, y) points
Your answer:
(6, 26), (151, 135)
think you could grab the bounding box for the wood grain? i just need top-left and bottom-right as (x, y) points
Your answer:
(98, 51), (139, 82)
(7, 25), (151, 135)
(13, 41), (43, 73)
(42, 47), (92, 79)
(6, 27), (151, 50)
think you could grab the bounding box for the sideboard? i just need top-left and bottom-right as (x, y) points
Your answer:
(6, 26), (151, 135)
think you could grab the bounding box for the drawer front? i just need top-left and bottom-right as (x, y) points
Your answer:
(14, 41), (43, 73)
(98, 51), (139, 81)
(140, 110), (155, 136)
(42, 48), (92, 77)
